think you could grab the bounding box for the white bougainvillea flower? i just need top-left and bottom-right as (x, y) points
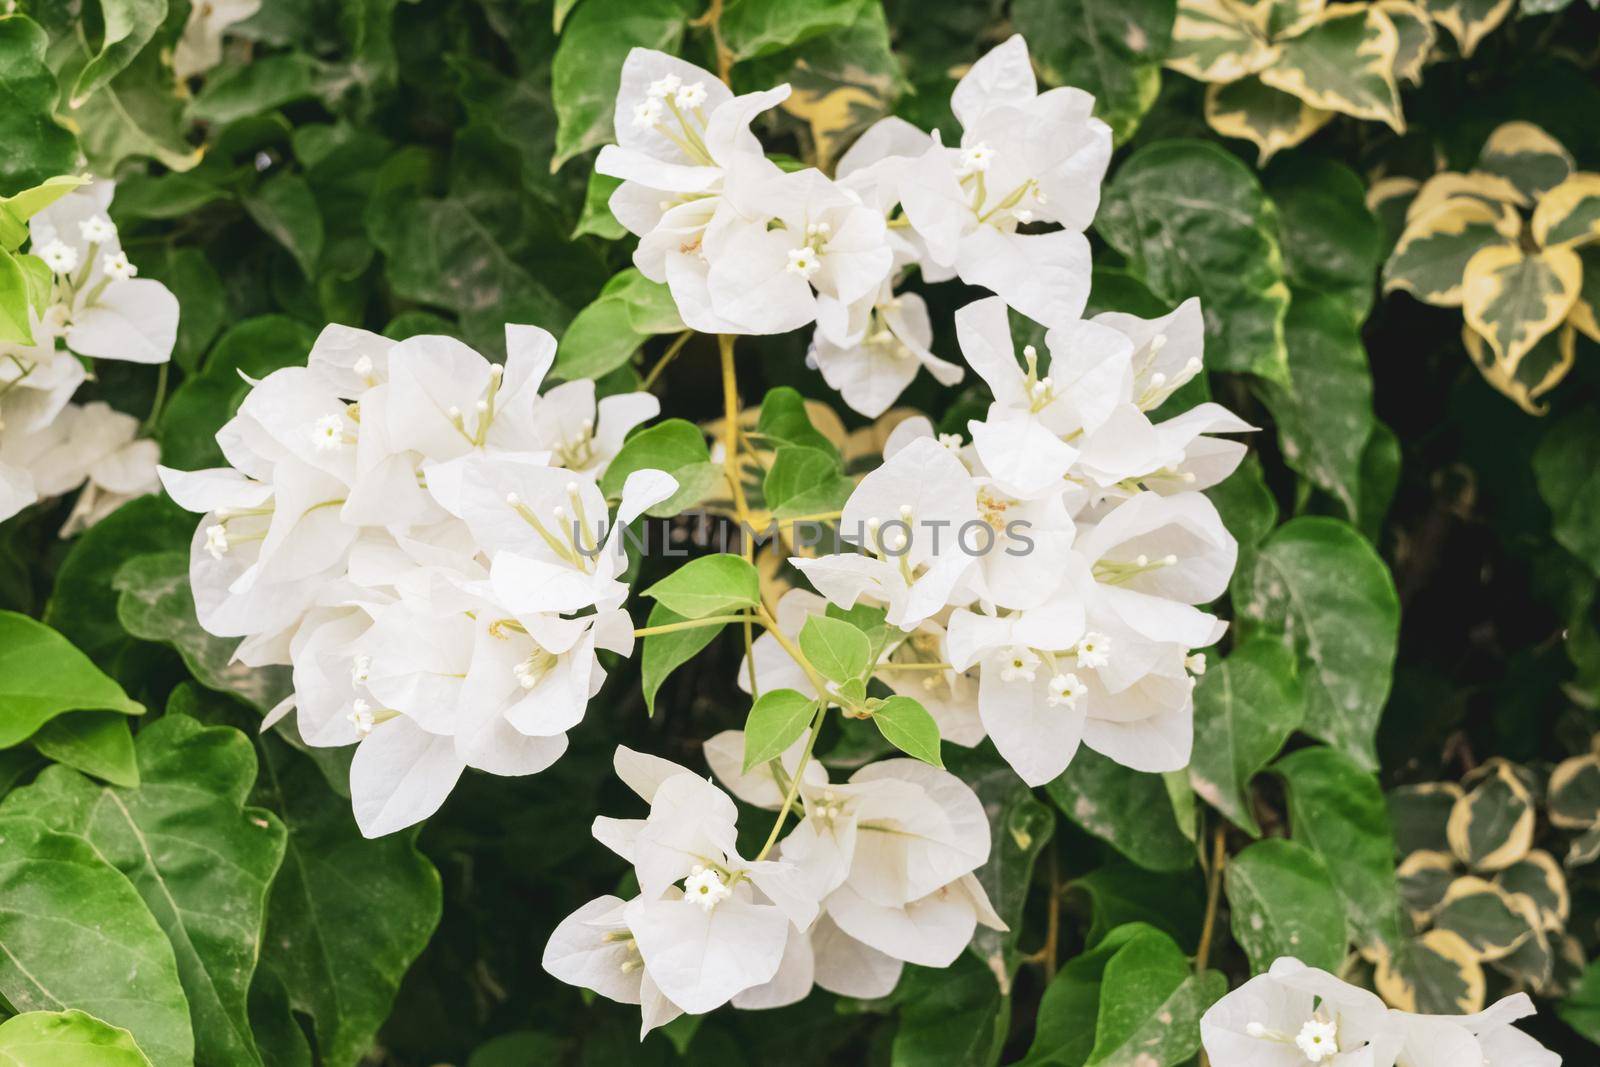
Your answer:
(1388, 992), (1560, 1067)
(897, 36), (1111, 326)
(877, 619), (986, 747)
(52, 402), (161, 535)
(348, 714), (466, 838)
(305, 323), (395, 398)
(522, 378), (659, 477)
(1200, 957), (1403, 1067)
(810, 285), (964, 418)
(172, 0), (262, 79)
(543, 895), (684, 1037)
(703, 728), (828, 810)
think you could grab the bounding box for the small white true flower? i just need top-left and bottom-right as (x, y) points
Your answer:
(78, 215), (117, 242)
(348, 699), (375, 737)
(1294, 1017), (1339, 1062)
(1000, 646), (1039, 683)
(647, 73), (681, 99)
(39, 240), (79, 274)
(352, 354), (374, 380)
(203, 523), (230, 559)
(310, 413), (346, 451)
(101, 250), (138, 281)
(683, 865), (731, 912)
(632, 97), (665, 129)
(1075, 632), (1111, 670)
(960, 142), (995, 174)
(674, 80), (707, 109)
(1046, 672), (1085, 708)
(350, 654), (371, 686)
(1185, 652), (1207, 676)
(937, 432), (964, 451)
(786, 246), (821, 279)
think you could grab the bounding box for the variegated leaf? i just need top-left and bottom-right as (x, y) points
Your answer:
(1374, 929), (1486, 1013)
(1532, 173), (1600, 251)
(1260, 0), (1328, 35)
(1376, 0), (1434, 84)
(1408, 171), (1528, 222)
(1477, 121), (1574, 201)
(1205, 77), (1333, 164)
(1396, 849), (1457, 922)
(1494, 850), (1570, 932)
(1389, 782), (1463, 854)
(1462, 243), (1582, 375)
(1431, 876), (1535, 962)
(1463, 320), (1577, 416)
(1445, 760), (1535, 872)
(1260, 4), (1403, 131)
(1384, 196), (1517, 306)
(1491, 907), (1553, 990)
(1569, 247), (1600, 342)
(1566, 824), (1600, 869)
(1167, 0), (1278, 83)
(1421, 0), (1513, 57)
(1366, 175), (1419, 247)
(1548, 752), (1600, 830)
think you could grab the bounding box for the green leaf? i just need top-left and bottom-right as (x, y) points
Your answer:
(243, 173), (326, 279)
(113, 552), (294, 714)
(60, 43), (200, 175)
(799, 614), (872, 685)
(1275, 745), (1403, 954)
(0, 17), (78, 198)
(1012, 0), (1175, 144)
(873, 695), (942, 767)
(1266, 157), (1382, 322)
(70, 0), (167, 107)
(0, 611), (144, 748)
(140, 246), (227, 374)
(640, 602), (727, 717)
(1534, 407), (1600, 578)
(1187, 639), (1303, 836)
(573, 171), (625, 240)
(1022, 924), (1158, 1067)
(555, 270), (684, 381)
(252, 734), (441, 1067)
(643, 554), (760, 618)
(1085, 927), (1226, 1066)
(0, 815), (192, 1065)
(1236, 517), (1399, 769)
(0, 248), (32, 345)
(550, 0), (689, 170)
(1070, 861), (1206, 951)
(0, 1009), (154, 1066)
(188, 53), (319, 125)
(1258, 6), (1403, 130)
(1559, 958), (1600, 1044)
(742, 689), (816, 771)
(599, 419), (717, 517)
(720, 0), (867, 61)
(30, 712), (139, 787)
(1358, 420), (1400, 543)
(958, 754), (1055, 976)
(3, 715), (288, 1067)
(756, 386), (838, 455)
(892, 954), (1008, 1067)
(1226, 838), (1348, 973)
(764, 446), (853, 518)
(1047, 748), (1194, 871)
(1097, 139), (1291, 383)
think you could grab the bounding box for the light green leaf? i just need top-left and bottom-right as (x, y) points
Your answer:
(4, 715), (288, 1067)
(640, 602), (728, 717)
(1226, 838), (1348, 973)
(243, 173), (325, 279)
(756, 386), (838, 455)
(873, 695), (942, 767)
(1097, 140), (1291, 383)
(30, 712), (138, 788)
(599, 419), (717, 518)
(1534, 407), (1600, 577)
(0, 17), (78, 197)
(1275, 745), (1404, 954)
(764, 446), (853, 518)
(643, 554), (760, 618)
(0, 611), (143, 749)
(799, 614), (872, 685)
(1187, 639), (1303, 836)
(1013, 0), (1175, 144)
(1085, 927), (1226, 1066)
(573, 171), (625, 240)
(1559, 959), (1600, 1044)
(743, 689), (816, 771)
(0, 815), (192, 1065)
(0, 1009), (154, 1067)
(1205, 76), (1333, 166)
(555, 269), (684, 380)
(58, 41), (201, 175)
(720, 0), (867, 61)
(1237, 517), (1399, 768)
(0, 249), (32, 345)
(1047, 748), (1194, 871)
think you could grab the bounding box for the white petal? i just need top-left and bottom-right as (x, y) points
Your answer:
(348, 717), (466, 838)
(956, 227), (1090, 329)
(951, 34), (1036, 128)
(625, 896), (789, 1014)
(542, 895), (645, 1005)
(66, 278), (178, 364)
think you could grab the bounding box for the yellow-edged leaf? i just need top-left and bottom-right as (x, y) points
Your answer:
(1494, 850), (1570, 933)
(1396, 849), (1456, 922)
(1532, 173), (1600, 251)
(1445, 759), (1537, 872)
(1384, 196), (1517, 306)
(1568, 247), (1600, 342)
(1376, 0), (1434, 84)
(1374, 928), (1486, 1013)
(1548, 752), (1600, 830)
(1167, 0), (1279, 83)
(1422, 0), (1514, 58)
(1258, 0), (1328, 36)
(1205, 77), (1333, 164)
(1463, 321), (1577, 415)
(1432, 876), (1535, 962)
(1408, 171), (1528, 222)
(1477, 120), (1574, 200)
(1462, 243), (1582, 375)
(1260, 4), (1404, 131)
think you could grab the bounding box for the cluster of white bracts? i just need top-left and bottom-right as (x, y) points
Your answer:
(543, 744), (1000, 1035)
(1203, 957), (1559, 1066)
(160, 323), (670, 836)
(0, 181), (174, 530)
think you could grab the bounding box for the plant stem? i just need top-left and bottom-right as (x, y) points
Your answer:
(632, 614), (752, 638)
(1195, 823), (1228, 973)
(754, 699), (825, 862)
(142, 360), (169, 433)
(874, 661), (953, 672)
(641, 330), (692, 391)
(690, 0), (734, 86)
(718, 333), (762, 697)
(755, 604), (834, 698)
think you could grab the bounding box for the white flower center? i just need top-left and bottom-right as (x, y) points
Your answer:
(674, 80), (707, 109)
(512, 647), (559, 690)
(39, 240), (79, 274)
(350, 654), (371, 685)
(787, 246), (821, 279)
(78, 216), (117, 242)
(1185, 652), (1207, 676)
(1047, 672), (1084, 708)
(1075, 633), (1111, 670)
(960, 143), (995, 174)
(633, 97), (665, 128)
(684, 865), (731, 911)
(1000, 646), (1039, 683)
(101, 251), (138, 281)
(1295, 1018), (1339, 1062)
(647, 73), (681, 99)
(352, 354), (375, 381)
(348, 699), (375, 736)
(311, 413), (346, 452)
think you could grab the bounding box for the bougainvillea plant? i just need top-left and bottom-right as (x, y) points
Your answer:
(1, 0), (1600, 1064)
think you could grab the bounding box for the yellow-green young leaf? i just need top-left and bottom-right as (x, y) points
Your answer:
(798, 614), (872, 685)
(1446, 761), (1535, 872)
(30, 711), (138, 788)
(1259, 4), (1404, 131)
(643, 554), (761, 618)
(59, 43), (201, 175)
(600, 419), (718, 518)
(1166, 0), (1277, 84)
(1463, 320), (1577, 416)
(1532, 173), (1600, 251)
(1547, 752), (1600, 830)
(1389, 781), (1463, 854)
(1226, 838), (1349, 973)
(1205, 77), (1333, 165)
(0, 249), (32, 345)
(0, 1010), (154, 1067)
(640, 602), (729, 717)
(718, 0), (868, 62)
(1085, 928), (1225, 1066)
(1431, 876), (1536, 961)
(1477, 121), (1575, 201)
(1374, 929), (1486, 1014)
(0, 611), (144, 748)
(1462, 243), (1582, 373)
(573, 171), (625, 240)
(1421, 0), (1514, 58)
(1396, 849), (1456, 921)
(1186, 639), (1304, 837)
(742, 689), (816, 771)
(872, 695), (942, 767)
(1377, 0), (1433, 84)
(0, 176), (88, 247)
(550, 0), (688, 170)
(1495, 851), (1570, 932)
